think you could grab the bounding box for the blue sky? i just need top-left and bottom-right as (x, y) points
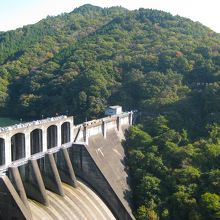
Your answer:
(0, 0), (219, 32)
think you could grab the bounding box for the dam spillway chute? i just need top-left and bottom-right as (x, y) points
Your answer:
(29, 180), (116, 220)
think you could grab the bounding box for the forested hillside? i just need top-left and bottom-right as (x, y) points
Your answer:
(0, 4), (220, 128)
(0, 5), (220, 219)
(0, 4), (127, 118)
(124, 118), (220, 220)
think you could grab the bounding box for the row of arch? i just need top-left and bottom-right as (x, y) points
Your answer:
(0, 122), (70, 166)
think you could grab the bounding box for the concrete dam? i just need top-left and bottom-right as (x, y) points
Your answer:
(0, 112), (135, 220)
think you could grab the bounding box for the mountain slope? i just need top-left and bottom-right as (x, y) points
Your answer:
(0, 4), (127, 111)
(0, 5), (220, 134)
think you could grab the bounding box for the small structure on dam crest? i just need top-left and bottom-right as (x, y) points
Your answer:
(0, 110), (134, 220)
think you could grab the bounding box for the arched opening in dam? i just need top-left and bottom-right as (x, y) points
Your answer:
(11, 133), (25, 161)
(47, 125), (57, 149)
(61, 122), (70, 144)
(31, 129), (43, 155)
(0, 138), (5, 165)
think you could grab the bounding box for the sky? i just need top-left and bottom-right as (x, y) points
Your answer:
(0, 0), (219, 32)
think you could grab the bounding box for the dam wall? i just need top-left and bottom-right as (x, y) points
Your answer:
(70, 126), (134, 220)
(0, 111), (134, 220)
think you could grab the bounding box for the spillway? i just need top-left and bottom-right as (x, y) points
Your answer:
(28, 180), (116, 220)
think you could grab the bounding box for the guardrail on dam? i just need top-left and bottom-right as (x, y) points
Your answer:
(0, 111), (135, 220)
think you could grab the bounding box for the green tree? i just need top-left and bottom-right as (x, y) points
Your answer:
(201, 192), (220, 219)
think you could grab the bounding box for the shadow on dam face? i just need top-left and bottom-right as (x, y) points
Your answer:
(29, 180), (116, 220)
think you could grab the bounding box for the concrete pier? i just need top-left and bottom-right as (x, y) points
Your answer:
(56, 148), (77, 187)
(20, 159), (49, 206)
(8, 166), (30, 210)
(38, 153), (64, 196)
(0, 175), (32, 220)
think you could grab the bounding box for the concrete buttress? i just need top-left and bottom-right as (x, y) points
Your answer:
(38, 153), (64, 196)
(0, 175), (32, 220)
(19, 159), (49, 206)
(8, 166), (31, 210)
(56, 148), (77, 187)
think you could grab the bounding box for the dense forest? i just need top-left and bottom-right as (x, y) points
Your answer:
(124, 118), (220, 219)
(0, 4), (220, 219)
